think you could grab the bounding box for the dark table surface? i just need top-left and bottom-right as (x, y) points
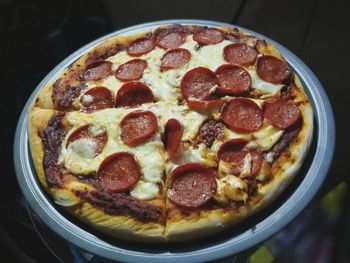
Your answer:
(1, 0), (349, 262)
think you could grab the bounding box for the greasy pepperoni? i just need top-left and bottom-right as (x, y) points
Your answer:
(196, 120), (225, 147)
(127, 37), (155, 56)
(97, 152), (141, 192)
(262, 99), (301, 130)
(193, 28), (224, 45)
(218, 139), (263, 176)
(82, 60), (113, 81)
(81, 86), (114, 112)
(115, 59), (147, 81)
(215, 64), (251, 95)
(223, 43), (258, 67)
(180, 67), (218, 100)
(115, 82), (154, 107)
(256, 55), (291, 84)
(164, 119), (184, 160)
(221, 98), (263, 133)
(160, 48), (191, 71)
(156, 32), (186, 49)
(168, 163), (217, 209)
(120, 111), (158, 146)
(67, 125), (107, 156)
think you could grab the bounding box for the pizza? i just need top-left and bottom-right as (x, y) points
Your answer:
(28, 24), (313, 242)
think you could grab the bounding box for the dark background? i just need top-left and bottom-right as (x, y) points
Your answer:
(0, 0), (349, 262)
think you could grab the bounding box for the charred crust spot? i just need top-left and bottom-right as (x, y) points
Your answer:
(281, 84), (300, 100)
(196, 120), (225, 147)
(224, 29), (241, 42)
(85, 44), (125, 65)
(75, 190), (162, 222)
(52, 77), (84, 109)
(154, 24), (202, 40)
(268, 119), (302, 163)
(245, 178), (258, 197)
(40, 113), (66, 188)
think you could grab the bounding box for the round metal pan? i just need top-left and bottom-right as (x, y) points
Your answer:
(14, 19), (335, 263)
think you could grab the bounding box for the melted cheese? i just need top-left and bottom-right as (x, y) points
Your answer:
(249, 69), (284, 98)
(60, 101), (206, 185)
(215, 175), (248, 203)
(67, 138), (97, 159)
(254, 124), (284, 151)
(240, 153), (252, 177)
(130, 181), (159, 200)
(81, 94), (93, 104)
(61, 108), (165, 180)
(180, 37), (232, 71)
(166, 144), (215, 175)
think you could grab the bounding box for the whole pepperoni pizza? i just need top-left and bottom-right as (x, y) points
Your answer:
(28, 24), (313, 242)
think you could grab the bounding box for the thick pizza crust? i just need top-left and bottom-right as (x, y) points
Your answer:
(28, 107), (166, 242)
(165, 207), (245, 241)
(69, 202), (165, 242)
(28, 24), (314, 243)
(28, 107), (59, 190)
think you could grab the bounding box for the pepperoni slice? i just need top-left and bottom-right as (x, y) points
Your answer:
(156, 32), (186, 49)
(223, 43), (258, 67)
(164, 119), (183, 160)
(256, 55), (291, 84)
(215, 64), (252, 95)
(127, 37), (155, 56)
(180, 67), (218, 101)
(221, 98), (263, 133)
(83, 60), (113, 81)
(97, 152), (141, 192)
(193, 28), (224, 45)
(218, 139), (248, 175)
(218, 139), (263, 176)
(160, 48), (191, 71)
(67, 125), (107, 156)
(115, 59), (147, 81)
(115, 82), (154, 108)
(262, 99), (301, 130)
(120, 111), (158, 146)
(81, 86), (114, 112)
(168, 163), (217, 209)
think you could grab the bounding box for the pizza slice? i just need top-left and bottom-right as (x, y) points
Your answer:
(28, 107), (167, 242)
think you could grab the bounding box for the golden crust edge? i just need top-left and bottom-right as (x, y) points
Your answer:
(66, 202), (166, 243)
(28, 107), (58, 191)
(165, 208), (245, 242)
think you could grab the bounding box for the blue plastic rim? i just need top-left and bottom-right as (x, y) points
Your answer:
(14, 19), (335, 263)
